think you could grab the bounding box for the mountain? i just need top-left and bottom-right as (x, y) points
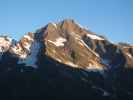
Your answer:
(0, 19), (133, 100)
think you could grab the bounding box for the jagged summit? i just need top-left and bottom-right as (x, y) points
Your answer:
(35, 19), (106, 71)
(0, 19), (133, 99)
(0, 19), (133, 70)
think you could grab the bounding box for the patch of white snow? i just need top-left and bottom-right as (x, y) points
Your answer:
(10, 43), (28, 59)
(52, 23), (57, 29)
(0, 37), (12, 52)
(86, 34), (104, 40)
(18, 41), (41, 68)
(23, 35), (34, 41)
(80, 39), (100, 57)
(47, 37), (67, 47)
(55, 58), (62, 63)
(126, 53), (132, 58)
(65, 61), (78, 68)
(86, 66), (103, 72)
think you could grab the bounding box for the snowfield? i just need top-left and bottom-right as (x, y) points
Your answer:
(47, 37), (67, 47)
(86, 34), (104, 40)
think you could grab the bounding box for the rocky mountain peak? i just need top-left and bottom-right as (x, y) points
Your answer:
(0, 19), (132, 70)
(37, 20), (106, 71)
(9, 32), (34, 59)
(0, 19), (133, 100)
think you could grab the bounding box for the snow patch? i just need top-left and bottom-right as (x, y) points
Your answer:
(19, 53), (27, 59)
(10, 43), (27, 59)
(65, 61), (78, 68)
(55, 58), (62, 63)
(86, 66), (103, 72)
(22, 35), (34, 52)
(86, 34), (104, 40)
(18, 41), (41, 68)
(52, 23), (57, 29)
(6, 37), (12, 42)
(10, 33), (34, 59)
(23, 35), (34, 41)
(126, 53), (132, 58)
(10, 46), (27, 59)
(0, 37), (12, 60)
(80, 40), (100, 57)
(47, 37), (67, 47)
(0, 37), (12, 52)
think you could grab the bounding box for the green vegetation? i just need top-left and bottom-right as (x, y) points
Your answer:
(70, 50), (80, 63)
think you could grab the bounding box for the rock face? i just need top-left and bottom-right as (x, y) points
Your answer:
(35, 19), (133, 70)
(0, 19), (133, 100)
(41, 20), (105, 70)
(9, 32), (34, 59)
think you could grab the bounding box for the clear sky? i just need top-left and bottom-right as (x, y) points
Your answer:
(0, 0), (133, 43)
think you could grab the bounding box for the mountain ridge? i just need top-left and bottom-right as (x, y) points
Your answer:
(0, 19), (132, 70)
(0, 19), (133, 100)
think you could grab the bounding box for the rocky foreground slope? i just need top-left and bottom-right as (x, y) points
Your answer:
(0, 19), (133, 100)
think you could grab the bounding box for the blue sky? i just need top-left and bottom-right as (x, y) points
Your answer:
(0, 0), (133, 43)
